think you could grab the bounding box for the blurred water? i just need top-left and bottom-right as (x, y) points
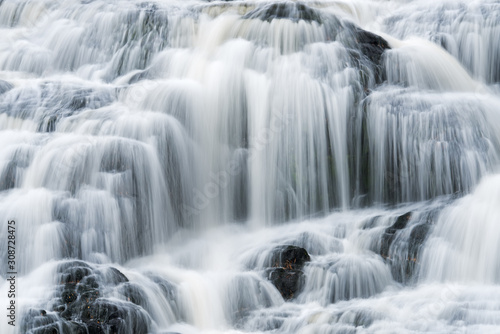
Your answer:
(0, 0), (499, 333)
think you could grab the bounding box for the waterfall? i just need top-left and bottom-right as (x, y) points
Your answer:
(1, 0), (500, 333)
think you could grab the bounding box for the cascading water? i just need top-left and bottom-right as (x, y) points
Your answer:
(0, 0), (500, 333)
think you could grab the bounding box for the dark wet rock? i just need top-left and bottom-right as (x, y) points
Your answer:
(31, 324), (60, 334)
(0, 160), (17, 191)
(361, 215), (380, 229)
(408, 223), (431, 260)
(342, 25), (391, 66)
(22, 310), (87, 334)
(22, 309), (59, 332)
(0, 143), (34, 191)
(390, 211), (412, 231)
(268, 245), (311, 270)
(22, 261), (151, 334)
(105, 267), (130, 285)
(380, 212), (412, 259)
(119, 282), (148, 307)
(378, 210), (435, 283)
(80, 299), (150, 334)
(399, 222), (432, 281)
(354, 29), (390, 65)
(58, 261), (93, 284)
(243, 2), (322, 23)
(267, 268), (305, 300)
(264, 245), (310, 299)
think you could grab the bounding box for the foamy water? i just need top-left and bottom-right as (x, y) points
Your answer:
(0, 0), (500, 333)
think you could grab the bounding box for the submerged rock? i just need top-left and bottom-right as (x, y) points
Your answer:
(408, 223), (431, 259)
(380, 212), (412, 259)
(377, 211), (434, 283)
(403, 222), (432, 279)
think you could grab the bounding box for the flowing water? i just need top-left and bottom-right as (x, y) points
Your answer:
(0, 0), (500, 333)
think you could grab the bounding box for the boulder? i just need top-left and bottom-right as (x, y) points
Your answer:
(354, 29), (391, 65)
(265, 245), (311, 299)
(22, 261), (152, 334)
(267, 268), (305, 300)
(268, 245), (311, 270)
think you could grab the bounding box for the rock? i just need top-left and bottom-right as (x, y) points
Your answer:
(378, 212), (433, 283)
(79, 299), (150, 334)
(264, 245), (311, 299)
(380, 212), (412, 259)
(22, 261), (152, 334)
(267, 268), (305, 300)
(361, 215), (380, 230)
(354, 28), (391, 65)
(355, 29), (390, 84)
(119, 282), (148, 307)
(103, 267), (129, 285)
(408, 223), (431, 260)
(0, 160), (17, 191)
(340, 25), (391, 87)
(402, 222), (432, 281)
(268, 245), (311, 270)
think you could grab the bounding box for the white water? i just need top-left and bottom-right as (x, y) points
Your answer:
(0, 0), (499, 333)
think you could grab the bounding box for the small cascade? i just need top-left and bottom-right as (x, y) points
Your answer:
(0, 0), (499, 333)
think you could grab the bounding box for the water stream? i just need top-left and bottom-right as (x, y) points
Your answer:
(0, 0), (500, 333)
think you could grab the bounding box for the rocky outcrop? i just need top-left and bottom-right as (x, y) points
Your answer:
(21, 261), (159, 334)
